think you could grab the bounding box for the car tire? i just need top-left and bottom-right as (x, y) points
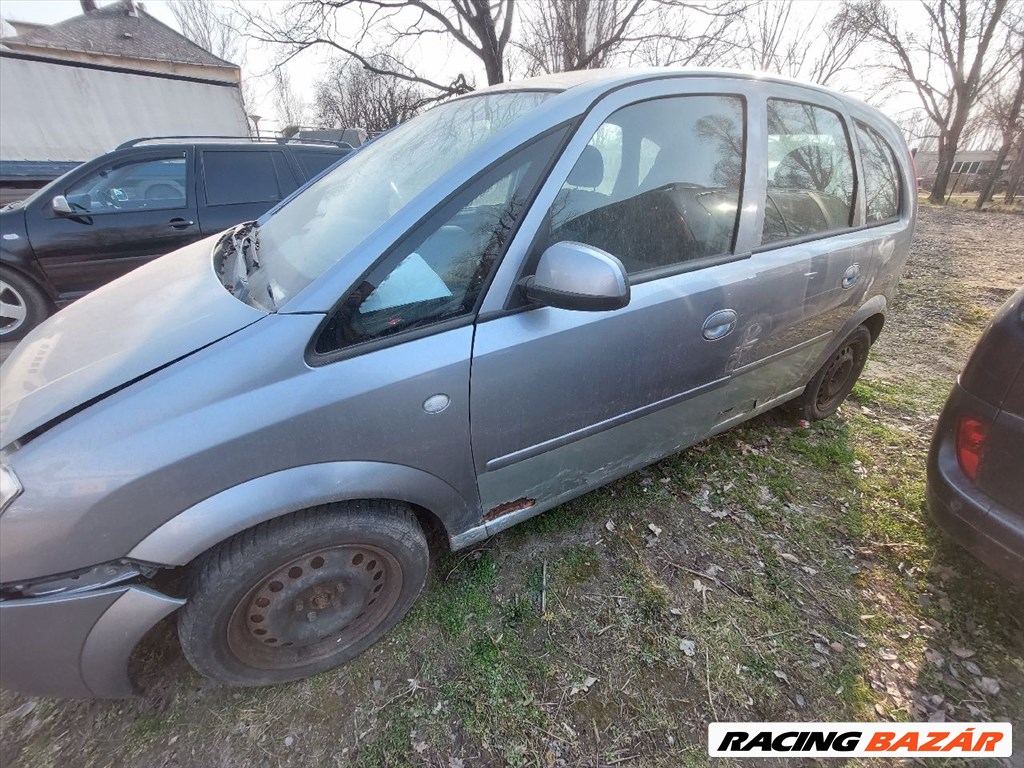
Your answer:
(0, 269), (50, 342)
(178, 501), (429, 687)
(789, 325), (872, 421)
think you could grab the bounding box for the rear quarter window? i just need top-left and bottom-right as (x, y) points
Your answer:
(294, 149), (345, 179)
(855, 122), (902, 223)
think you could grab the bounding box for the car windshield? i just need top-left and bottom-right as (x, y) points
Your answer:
(248, 91), (554, 307)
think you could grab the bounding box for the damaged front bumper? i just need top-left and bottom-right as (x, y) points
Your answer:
(0, 584), (183, 697)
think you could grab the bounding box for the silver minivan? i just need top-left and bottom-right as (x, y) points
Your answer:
(0, 69), (915, 697)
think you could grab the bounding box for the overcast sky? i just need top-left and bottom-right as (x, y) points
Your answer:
(1, 0), (927, 136)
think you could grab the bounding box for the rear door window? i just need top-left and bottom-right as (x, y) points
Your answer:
(202, 150), (286, 206)
(855, 122), (901, 223)
(762, 99), (856, 244)
(543, 94), (746, 276)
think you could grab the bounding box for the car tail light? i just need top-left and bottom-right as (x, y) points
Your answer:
(956, 416), (989, 482)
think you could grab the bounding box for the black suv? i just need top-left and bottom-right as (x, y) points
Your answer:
(0, 137), (351, 340)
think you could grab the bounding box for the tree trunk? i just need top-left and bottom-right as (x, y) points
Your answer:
(1005, 143), (1024, 202)
(929, 139), (958, 204)
(975, 140), (1013, 210)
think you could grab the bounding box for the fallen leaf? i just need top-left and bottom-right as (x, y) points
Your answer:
(571, 675), (599, 695)
(605, 520), (615, 532)
(773, 670), (791, 685)
(780, 553), (800, 564)
(963, 660), (982, 676)
(924, 648), (944, 666)
(648, 523), (663, 537)
(8, 701), (35, 720)
(284, 736), (295, 748)
(950, 646), (975, 659)
(679, 639), (697, 657)
(978, 677), (1001, 696)
(830, 642), (845, 653)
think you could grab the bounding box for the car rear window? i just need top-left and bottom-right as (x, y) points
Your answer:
(203, 150), (284, 206)
(294, 149), (344, 179)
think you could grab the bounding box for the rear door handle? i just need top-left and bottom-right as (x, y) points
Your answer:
(168, 218), (194, 230)
(842, 263), (860, 289)
(703, 309), (738, 340)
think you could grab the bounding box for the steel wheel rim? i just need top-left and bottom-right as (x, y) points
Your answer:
(0, 280), (28, 336)
(816, 343), (857, 411)
(227, 543), (403, 670)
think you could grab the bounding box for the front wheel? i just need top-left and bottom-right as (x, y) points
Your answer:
(790, 325), (872, 421)
(178, 501), (429, 687)
(0, 270), (50, 341)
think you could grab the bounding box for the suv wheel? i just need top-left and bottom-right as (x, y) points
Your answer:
(790, 325), (872, 421)
(178, 501), (429, 686)
(0, 271), (49, 341)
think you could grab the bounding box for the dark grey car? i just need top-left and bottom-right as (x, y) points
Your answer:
(0, 69), (915, 697)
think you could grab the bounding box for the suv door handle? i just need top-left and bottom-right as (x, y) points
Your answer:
(703, 309), (738, 340)
(842, 263), (860, 289)
(168, 218), (194, 230)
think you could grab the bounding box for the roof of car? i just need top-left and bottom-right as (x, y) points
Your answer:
(478, 67), (870, 106)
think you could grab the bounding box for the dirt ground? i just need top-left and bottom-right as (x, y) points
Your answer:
(1, 204), (1023, 768)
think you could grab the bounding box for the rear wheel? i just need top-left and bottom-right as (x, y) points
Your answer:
(790, 325), (872, 421)
(178, 501), (429, 686)
(0, 270), (49, 341)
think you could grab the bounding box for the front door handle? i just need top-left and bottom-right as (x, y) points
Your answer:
(703, 309), (738, 340)
(842, 263), (861, 290)
(168, 218), (194, 230)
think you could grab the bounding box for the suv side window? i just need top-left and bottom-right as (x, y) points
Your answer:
(543, 95), (745, 276)
(855, 122), (901, 223)
(314, 129), (565, 355)
(762, 99), (856, 244)
(202, 150), (285, 206)
(64, 154), (187, 213)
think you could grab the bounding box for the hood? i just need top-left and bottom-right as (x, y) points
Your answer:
(0, 234), (267, 445)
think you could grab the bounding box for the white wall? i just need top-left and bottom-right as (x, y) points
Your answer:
(0, 55), (249, 162)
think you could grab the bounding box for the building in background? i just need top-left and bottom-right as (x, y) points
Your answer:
(0, 0), (248, 203)
(914, 149), (1011, 195)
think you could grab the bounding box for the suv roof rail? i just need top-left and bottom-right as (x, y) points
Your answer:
(116, 135), (354, 150)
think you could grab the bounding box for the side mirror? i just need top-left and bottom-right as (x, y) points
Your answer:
(51, 195), (74, 215)
(519, 241), (630, 312)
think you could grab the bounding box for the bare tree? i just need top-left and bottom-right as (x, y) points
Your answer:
(977, 27), (1024, 207)
(169, 0), (243, 64)
(315, 54), (428, 133)
(273, 65), (307, 135)
(513, 0), (749, 75)
(842, 0), (1011, 204)
(237, 0), (514, 100)
(515, 0), (646, 74)
(740, 1), (868, 85)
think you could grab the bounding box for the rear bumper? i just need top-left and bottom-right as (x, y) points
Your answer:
(927, 387), (1024, 585)
(0, 585), (183, 698)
